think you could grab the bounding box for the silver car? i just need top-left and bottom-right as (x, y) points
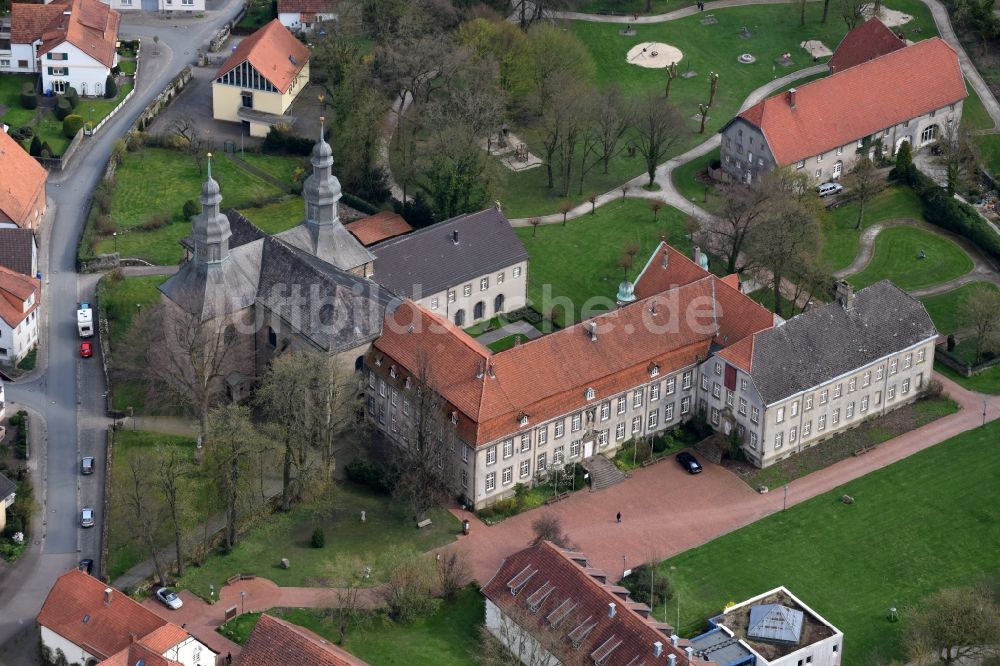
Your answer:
(155, 587), (184, 610)
(80, 507), (94, 528)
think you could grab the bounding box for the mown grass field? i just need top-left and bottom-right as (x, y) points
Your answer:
(846, 225), (972, 291)
(919, 281), (1000, 335)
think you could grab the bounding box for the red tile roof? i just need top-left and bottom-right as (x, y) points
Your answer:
(828, 18), (905, 73)
(32, 0), (121, 68)
(37, 570), (172, 661)
(241, 614), (368, 666)
(136, 624), (191, 654)
(633, 243), (709, 297)
(716, 334), (755, 373)
(481, 541), (715, 666)
(345, 211), (413, 247)
(99, 643), (182, 666)
(9, 3), (64, 43)
(720, 274), (741, 290)
(0, 264), (39, 328)
(277, 0), (336, 14)
(733, 37), (966, 166)
(215, 19), (310, 93)
(0, 130), (47, 229)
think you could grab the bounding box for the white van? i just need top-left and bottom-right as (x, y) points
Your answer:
(817, 182), (843, 197)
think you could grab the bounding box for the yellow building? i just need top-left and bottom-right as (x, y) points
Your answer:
(212, 19), (311, 137)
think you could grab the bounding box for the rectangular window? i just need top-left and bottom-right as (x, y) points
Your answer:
(820, 389), (828, 405)
(751, 407), (759, 424)
(480, 277), (489, 291)
(391, 389), (399, 408)
(430, 297), (439, 310)
(554, 446), (564, 464)
(485, 472), (495, 492)
(902, 378), (910, 394)
(890, 359), (898, 374)
(837, 145), (843, 156)
(863, 370), (871, 387)
(776, 406), (785, 423)
(665, 403), (674, 421)
(875, 390), (882, 405)
(817, 153), (823, 162)
(519, 460), (530, 478)
(712, 383), (721, 399)
(846, 402), (855, 418)
(462, 445), (469, 463)
(682, 371), (692, 389)
(681, 396), (691, 415)
(486, 446), (497, 465)
(520, 434), (531, 452)
(497, 272), (504, 284)
(774, 432), (783, 449)
(861, 395), (869, 412)
(832, 409), (840, 425)
(616, 422), (626, 440)
(378, 378), (386, 398)
(512, 266), (522, 278)
(598, 430), (609, 447)
(904, 353), (912, 369)
(617, 396), (627, 415)
(650, 384), (661, 401)
(796, 160), (805, 169)
(461, 469), (468, 488)
(876, 366), (885, 380)
(571, 413), (582, 432)
(648, 410), (659, 429)
(554, 420), (565, 438)
(601, 401), (610, 421)
(818, 414), (826, 431)
(750, 432), (758, 449)
(537, 426), (547, 446)
(368, 370), (376, 389)
(701, 375), (709, 391)
(802, 421), (811, 437)
(848, 378), (856, 393)
(503, 439), (513, 459)
(917, 348), (926, 363)
(790, 401), (798, 417)
(502, 467), (512, 485)
(666, 377), (676, 394)
(570, 440), (581, 458)
(403, 399), (410, 416)
(448, 290), (456, 303)
(726, 390), (735, 407)
(715, 362), (722, 375)
(888, 385), (896, 400)
(711, 407), (720, 425)
(463, 284), (472, 297)
(740, 378), (748, 391)
(633, 390), (643, 409)
(833, 383), (842, 399)
(367, 395), (375, 413)
(537, 453), (547, 471)
(739, 397), (747, 415)
(805, 395), (813, 410)
(632, 416), (642, 434)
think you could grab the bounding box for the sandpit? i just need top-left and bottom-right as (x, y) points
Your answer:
(626, 42), (684, 69)
(864, 4), (913, 26)
(800, 40), (833, 58)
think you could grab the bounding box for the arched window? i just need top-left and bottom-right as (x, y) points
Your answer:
(454, 309), (466, 326)
(473, 301), (485, 320)
(494, 294), (505, 314)
(355, 356), (364, 372)
(267, 326), (277, 347)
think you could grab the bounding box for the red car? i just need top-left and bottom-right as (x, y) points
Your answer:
(80, 341), (93, 358)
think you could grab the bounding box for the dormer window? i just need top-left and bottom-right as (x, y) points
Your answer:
(404, 377), (412, 390)
(519, 413), (529, 427)
(585, 387), (595, 401)
(649, 363), (660, 378)
(450, 411), (458, 425)
(375, 355), (383, 367)
(389, 365), (397, 379)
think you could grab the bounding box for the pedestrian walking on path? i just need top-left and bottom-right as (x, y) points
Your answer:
(616, 512), (622, 523)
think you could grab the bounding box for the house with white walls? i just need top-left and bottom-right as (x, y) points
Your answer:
(0, 265), (38, 366)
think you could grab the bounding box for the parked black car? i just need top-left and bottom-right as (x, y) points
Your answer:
(676, 451), (703, 474)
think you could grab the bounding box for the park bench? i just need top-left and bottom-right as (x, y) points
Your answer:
(853, 445), (873, 456)
(545, 492), (571, 505)
(416, 518), (433, 529)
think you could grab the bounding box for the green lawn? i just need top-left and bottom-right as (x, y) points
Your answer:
(977, 133), (1000, 177)
(237, 0), (276, 30)
(217, 587), (484, 665)
(671, 148), (723, 213)
(486, 334), (531, 352)
(98, 275), (167, 349)
(574, 0), (681, 13)
(655, 420), (1000, 663)
(498, 0), (937, 217)
(174, 482), (460, 601)
(106, 430), (199, 581)
(935, 360), (1000, 394)
(0, 74), (39, 129)
(514, 199), (696, 324)
(235, 152), (306, 187)
(747, 286), (798, 316)
(961, 79), (995, 132)
(919, 282), (1000, 335)
(819, 185), (925, 272)
(846, 225), (973, 291)
(118, 60), (137, 76)
(237, 196), (304, 235)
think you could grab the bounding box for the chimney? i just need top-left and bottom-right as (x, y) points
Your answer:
(653, 641), (664, 658)
(608, 602), (617, 618)
(451, 230), (459, 245)
(487, 363), (496, 379)
(836, 280), (854, 310)
(476, 361), (484, 380)
(589, 322), (597, 342)
(661, 248), (669, 269)
(685, 646), (694, 662)
(667, 655), (676, 666)
(670, 634), (679, 647)
(787, 87), (797, 108)
(104, 588), (113, 606)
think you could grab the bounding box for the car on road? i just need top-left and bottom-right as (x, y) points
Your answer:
(80, 341), (93, 358)
(80, 456), (94, 475)
(676, 451), (703, 474)
(80, 507), (95, 528)
(155, 587), (184, 610)
(79, 559), (93, 575)
(816, 182), (843, 197)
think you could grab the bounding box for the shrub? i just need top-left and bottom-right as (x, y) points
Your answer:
(652, 434), (671, 453)
(908, 170), (1000, 263)
(621, 563), (673, 609)
(890, 140), (914, 181)
(20, 89), (37, 110)
(140, 213), (171, 230)
(262, 124), (312, 155)
(28, 136), (42, 157)
(344, 458), (393, 494)
(10, 126), (33, 141)
(54, 97), (72, 121)
(63, 114), (83, 139)
(182, 199), (200, 218)
(923, 378), (944, 399)
(105, 74), (117, 99)
(39, 142), (53, 159)
(93, 190), (112, 215)
(947, 334), (956, 351)
(63, 87), (79, 109)
(310, 527), (325, 548)
(95, 214), (116, 235)
(111, 65), (121, 76)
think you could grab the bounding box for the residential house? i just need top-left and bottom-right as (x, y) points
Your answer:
(371, 207), (529, 326)
(345, 211), (413, 247)
(153, 0), (206, 13)
(719, 30), (966, 185)
(827, 18), (905, 73)
(37, 568), (216, 666)
(483, 541), (715, 665)
(277, 0), (337, 33)
(690, 587), (843, 666)
(712, 280), (937, 468)
(4, 0), (120, 96)
(0, 265), (39, 365)
(0, 472), (15, 532)
(212, 19), (310, 138)
(241, 614), (368, 665)
(0, 228), (39, 277)
(0, 129), (47, 231)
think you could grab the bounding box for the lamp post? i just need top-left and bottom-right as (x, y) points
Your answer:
(622, 554), (628, 578)
(783, 484), (788, 511)
(112, 231), (118, 254)
(240, 591), (246, 615)
(983, 398), (987, 426)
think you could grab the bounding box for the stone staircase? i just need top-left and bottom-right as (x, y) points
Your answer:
(582, 455), (628, 491)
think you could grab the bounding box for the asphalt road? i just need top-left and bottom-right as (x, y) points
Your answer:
(0, 1), (243, 656)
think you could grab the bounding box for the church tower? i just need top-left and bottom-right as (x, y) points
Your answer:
(303, 119), (342, 235)
(191, 153), (232, 268)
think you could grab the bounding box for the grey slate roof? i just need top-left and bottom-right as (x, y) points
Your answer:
(372, 206), (529, 299)
(159, 239), (263, 321)
(276, 221), (374, 273)
(749, 280), (937, 404)
(0, 472), (15, 502)
(747, 604), (804, 645)
(0, 228), (36, 276)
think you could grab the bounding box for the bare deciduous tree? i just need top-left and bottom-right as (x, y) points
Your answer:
(906, 583), (1000, 665)
(152, 444), (192, 577)
(437, 549), (471, 601)
(530, 513), (573, 548)
(631, 93), (686, 186)
(934, 126), (981, 196)
(959, 285), (1000, 364)
(708, 179), (771, 274)
(844, 155), (884, 229)
(380, 548), (441, 623)
(123, 454), (168, 586)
